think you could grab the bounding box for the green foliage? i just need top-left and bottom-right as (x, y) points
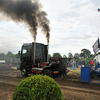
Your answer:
(0, 53), (5, 60)
(15, 54), (20, 58)
(68, 52), (73, 59)
(63, 54), (67, 58)
(12, 75), (64, 100)
(15, 61), (20, 63)
(0, 51), (20, 58)
(80, 57), (93, 62)
(74, 53), (79, 59)
(52, 53), (62, 58)
(6, 51), (16, 58)
(81, 48), (91, 58)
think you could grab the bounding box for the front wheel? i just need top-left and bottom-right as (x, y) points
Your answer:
(21, 67), (28, 76)
(43, 69), (53, 78)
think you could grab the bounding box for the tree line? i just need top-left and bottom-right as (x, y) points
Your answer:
(0, 48), (100, 61)
(0, 51), (19, 60)
(49, 48), (100, 62)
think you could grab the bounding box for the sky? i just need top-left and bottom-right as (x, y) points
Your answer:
(0, 0), (100, 57)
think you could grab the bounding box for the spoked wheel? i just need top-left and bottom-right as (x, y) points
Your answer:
(43, 69), (53, 78)
(21, 67), (28, 76)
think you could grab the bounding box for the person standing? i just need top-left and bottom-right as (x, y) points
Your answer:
(90, 61), (94, 70)
(9, 63), (12, 67)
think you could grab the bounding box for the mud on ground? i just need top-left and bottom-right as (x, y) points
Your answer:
(0, 65), (100, 100)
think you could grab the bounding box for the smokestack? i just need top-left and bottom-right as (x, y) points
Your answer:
(47, 32), (50, 62)
(33, 40), (36, 64)
(33, 30), (37, 65)
(47, 44), (49, 62)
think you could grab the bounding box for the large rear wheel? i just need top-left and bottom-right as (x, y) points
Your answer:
(21, 67), (28, 76)
(43, 69), (53, 78)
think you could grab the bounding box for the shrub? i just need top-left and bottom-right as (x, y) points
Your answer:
(12, 75), (64, 100)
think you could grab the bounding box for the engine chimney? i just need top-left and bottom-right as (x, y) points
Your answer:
(33, 41), (36, 65)
(47, 43), (49, 62)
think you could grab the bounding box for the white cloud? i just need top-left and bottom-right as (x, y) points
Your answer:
(0, 0), (100, 56)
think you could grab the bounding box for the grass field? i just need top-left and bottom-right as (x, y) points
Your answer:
(12, 67), (17, 70)
(67, 67), (81, 75)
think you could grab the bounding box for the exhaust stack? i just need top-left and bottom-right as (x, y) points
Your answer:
(33, 33), (36, 65)
(47, 43), (49, 62)
(33, 41), (36, 65)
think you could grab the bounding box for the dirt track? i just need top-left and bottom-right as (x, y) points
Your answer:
(0, 65), (100, 100)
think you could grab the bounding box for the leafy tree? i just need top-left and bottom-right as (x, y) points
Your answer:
(74, 53), (79, 59)
(68, 53), (73, 59)
(6, 51), (16, 58)
(52, 53), (62, 58)
(81, 48), (91, 58)
(80, 53), (84, 58)
(15, 52), (20, 58)
(0, 53), (5, 60)
(90, 54), (94, 58)
(63, 54), (67, 58)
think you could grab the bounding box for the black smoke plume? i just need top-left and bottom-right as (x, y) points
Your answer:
(37, 11), (50, 44)
(0, 0), (50, 43)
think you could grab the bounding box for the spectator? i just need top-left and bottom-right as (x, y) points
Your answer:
(9, 63), (12, 67)
(90, 61), (94, 70)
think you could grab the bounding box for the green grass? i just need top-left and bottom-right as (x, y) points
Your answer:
(11, 67), (17, 70)
(0, 95), (3, 98)
(67, 67), (81, 74)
